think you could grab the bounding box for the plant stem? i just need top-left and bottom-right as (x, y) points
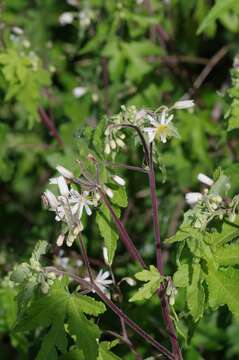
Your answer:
(148, 144), (182, 360)
(38, 107), (63, 147)
(100, 190), (146, 269)
(45, 266), (174, 360)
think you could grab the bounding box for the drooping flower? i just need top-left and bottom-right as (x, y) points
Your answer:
(144, 110), (179, 144)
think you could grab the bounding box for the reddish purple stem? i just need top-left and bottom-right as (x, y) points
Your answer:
(148, 145), (182, 360)
(100, 191), (146, 269)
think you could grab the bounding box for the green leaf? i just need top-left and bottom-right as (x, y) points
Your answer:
(15, 278), (105, 359)
(68, 302), (101, 360)
(165, 226), (197, 244)
(98, 341), (121, 360)
(10, 263), (31, 284)
(213, 244), (239, 266)
(30, 240), (48, 263)
(205, 218), (239, 248)
(36, 315), (67, 360)
(70, 294), (106, 317)
(96, 204), (120, 265)
(129, 265), (162, 302)
(111, 187), (128, 208)
(173, 264), (189, 288)
(187, 263), (205, 322)
(197, 0), (236, 34)
(207, 266), (239, 318)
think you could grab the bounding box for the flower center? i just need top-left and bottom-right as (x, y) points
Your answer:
(156, 124), (169, 139)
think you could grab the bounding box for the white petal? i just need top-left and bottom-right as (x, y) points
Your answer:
(44, 190), (58, 209)
(112, 175), (125, 186)
(85, 205), (92, 216)
(174, 100), (194, 109)
(197, 173), (214, 186)
(160, 110), (166, 124)
(56, 165), (74, 179)
(185, 192), (203, 205)
(144, 128), (156, 143)
(165, 114), (174, 124)
(147, 114), (156, 124)
(57, 176), (69, 196)
(101, 271), (110, 280)
(160, 134), (167, 143)
(49, 177), (59, 184)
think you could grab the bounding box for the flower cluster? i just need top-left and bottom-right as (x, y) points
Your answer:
(104, 100), (194, 155)
(42, 164), (125, 247)
(185, 172), (239, 230)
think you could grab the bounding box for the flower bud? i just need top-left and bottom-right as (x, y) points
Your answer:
(56, 165), (74, 179)
(197, 173), (214, 186)
(56, 233), (65, 247)
(105, 186), (114, 198)
(112, 175), (125, 186)
(105, 143), (111, 154)
(185, 192), (203, 205)
(173, 100), (194, 110)
(43, 190), (58, 210)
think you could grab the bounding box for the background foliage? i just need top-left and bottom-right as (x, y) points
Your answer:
(1, 0), (239, 359)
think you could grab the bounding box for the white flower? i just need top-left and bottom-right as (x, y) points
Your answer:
(56, 165), (74, 179)
(185, 192), (203, 205)
(73, 87), (88, 98)
(173, 100), (194, 110)
(144, 111), (178, 144)
(197, 173), (214, 187)
(95, 270), (113, 293)
(85, 269), (113, 296)
(57, 176), (69, 197)
(112, 175), (125, 186)
(59, 12), (74, 25)
(69, 190), (93, 219)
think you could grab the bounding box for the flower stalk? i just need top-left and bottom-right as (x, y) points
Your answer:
(148, 143), (182, 360)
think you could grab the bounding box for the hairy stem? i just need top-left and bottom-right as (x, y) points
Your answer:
(45, 266), (174, 360)
(148, 144), (182, 360)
